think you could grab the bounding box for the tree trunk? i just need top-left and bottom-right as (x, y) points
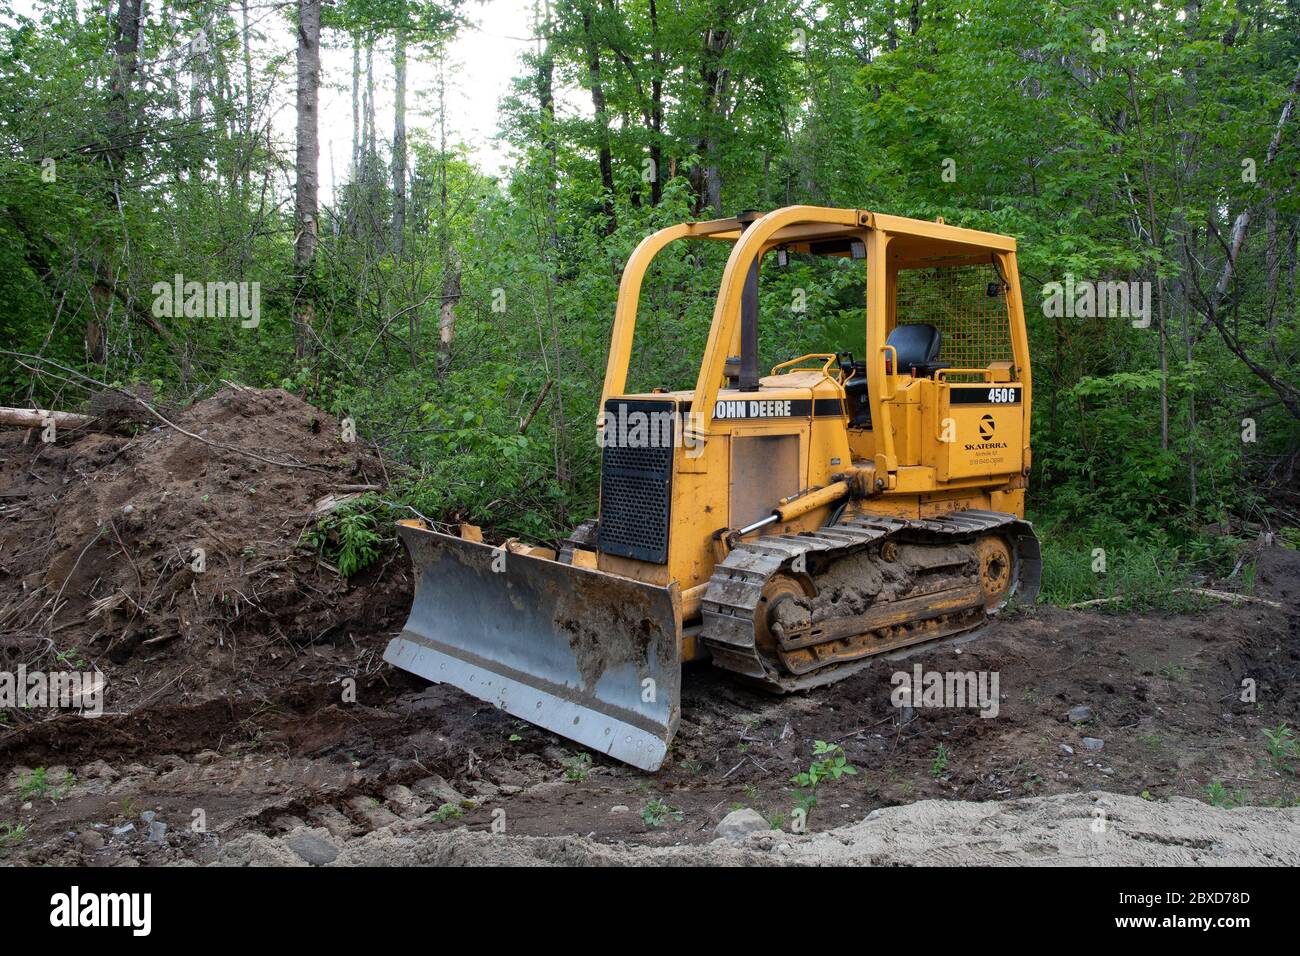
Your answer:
(439, 249), (462, 365)
(649, 0), (663, 206)
(1286, 215), (1299, 324)
(188, 27), (204, 124)
(241, 0), (255, 197)
(1127, 67), (1169, 450)
(536, 11), (559, 250)
(365, 40), (376, 159)
(94, 0), (144, 364)
(692, 25), (730, 215)
(393, 30), (408, 257)
(0, 408), (96, 430)
(581, 5), (616, 233)
(351, 36), (361, 173)
(107, 0), (142, 180)
(294, 0), (321, 359)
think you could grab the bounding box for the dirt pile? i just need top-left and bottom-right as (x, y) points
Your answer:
(210, 790), (1300, 866)
(0, 387), (411, 714)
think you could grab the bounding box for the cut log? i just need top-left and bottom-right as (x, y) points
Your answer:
(312, 492), (365, 515)
(0, 407), (95, 430)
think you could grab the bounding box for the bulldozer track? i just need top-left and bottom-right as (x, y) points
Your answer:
(700, 510), (1041, 692)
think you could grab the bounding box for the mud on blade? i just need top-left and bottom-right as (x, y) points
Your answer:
(385, 523), (682, 771)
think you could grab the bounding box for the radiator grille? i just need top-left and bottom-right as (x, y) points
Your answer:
(598, 400), (674, 564)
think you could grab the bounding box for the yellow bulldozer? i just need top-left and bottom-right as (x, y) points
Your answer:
(386, 205), (1040, 770)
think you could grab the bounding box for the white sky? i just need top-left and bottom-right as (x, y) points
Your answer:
(9, 0), (549, 191)
(319, 0), (540, 191)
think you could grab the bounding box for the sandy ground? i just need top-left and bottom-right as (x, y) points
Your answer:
(212, 790), (1300, 866)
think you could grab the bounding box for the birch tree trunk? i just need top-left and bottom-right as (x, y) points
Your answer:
(393, 30), (408, 257)
(293, 0), (321, 359)
(351, 36), (361, 174)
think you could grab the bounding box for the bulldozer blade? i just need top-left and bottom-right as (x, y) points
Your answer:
(385, 523), (682, 771)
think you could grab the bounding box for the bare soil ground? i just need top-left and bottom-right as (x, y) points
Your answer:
(1, 387), (1298, 866)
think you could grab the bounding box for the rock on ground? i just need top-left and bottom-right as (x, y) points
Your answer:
(211, 832), (309, 868)
(283, 828), (340, 866)
(714, 808), (770, 843)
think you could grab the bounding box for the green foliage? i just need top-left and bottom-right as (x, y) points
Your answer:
(17, 767), (72, 801)
(639, 797), (683, 828)
(17, 768), (49, 800)
(562, 752), (593, 783)
(301, 496), (388, 578)
(429, 803), (464, 823)
(790, 740), (858, 819)
(1203, 780), (1245, 809)
(930, 744), (950, 779)
(1034, 525), (1240, 611)
(1, 0), (1297, 575)
(53, 647), (87, 669)
(1262, 725), (1298, 772)
(0, 821), (26, 846)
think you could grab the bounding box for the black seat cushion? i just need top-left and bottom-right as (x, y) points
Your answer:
(886, 324), (948, 377)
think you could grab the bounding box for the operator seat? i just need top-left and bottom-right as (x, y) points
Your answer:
(842, 323), (949, 429)
(887, 323), (948, 377)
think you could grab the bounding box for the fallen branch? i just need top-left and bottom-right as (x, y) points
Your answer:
(1182, 587), (1281, 608)
(1066, 596), (1123, 609)
(519, 379), (554, 435)
(1067, 587), (1281, 610)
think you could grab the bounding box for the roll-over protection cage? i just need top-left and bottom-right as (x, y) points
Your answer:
(598, 206), (1031, 478)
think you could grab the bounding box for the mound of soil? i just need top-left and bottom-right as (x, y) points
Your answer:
(0, 387), (411, 715)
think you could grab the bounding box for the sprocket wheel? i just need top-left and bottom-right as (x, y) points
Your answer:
(974, 534), (1013, 609)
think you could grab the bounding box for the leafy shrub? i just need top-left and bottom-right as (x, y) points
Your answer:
(301, 496), (388, 578)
